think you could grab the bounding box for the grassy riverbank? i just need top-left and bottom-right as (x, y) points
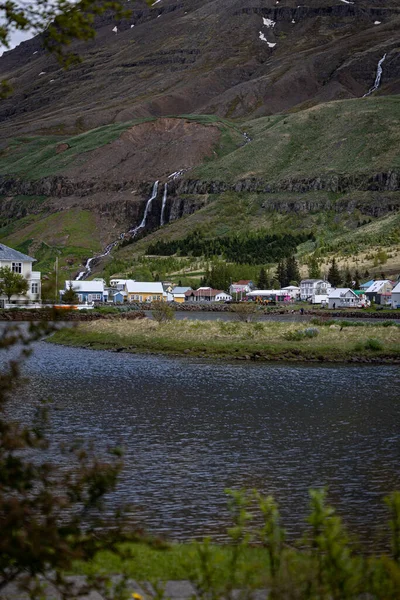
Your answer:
(50, 318), (400, 363)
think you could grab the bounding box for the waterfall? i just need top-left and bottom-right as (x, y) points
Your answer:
(243, 132), (252, 144)
(363, 53), (387, 97)
(160, 183), (168, 226)
(75, 180), (159, 281)
(75, 241), (118, 281)
(129, 180), (159, 236)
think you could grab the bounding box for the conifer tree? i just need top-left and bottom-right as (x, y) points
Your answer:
(308, 254), (321, 279)
(354, 269), (361, 290)
(285, 256), (301, 286)
(257, 267), (270, 289)
(343, 267), (353, 289)
(327, 258), (342, 287)
(62, 282), (79, 304)
(275, 261), (286, 288)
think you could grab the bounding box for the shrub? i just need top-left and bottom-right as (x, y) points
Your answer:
(231, 303), (258, 322)
(365, 338), (384, 351)
(284, 327), (319, 341)
(284, 329), (306, 341)
(303, 327), (319, 338)
(152, 301), (175, 323)
(97, 305), (120, 314)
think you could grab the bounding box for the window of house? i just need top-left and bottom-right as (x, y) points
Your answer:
(12, 262), (22, 273)
(31, 282), (39, 294)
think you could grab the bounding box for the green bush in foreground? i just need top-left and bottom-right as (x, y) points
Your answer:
(80, 488), (400, 599)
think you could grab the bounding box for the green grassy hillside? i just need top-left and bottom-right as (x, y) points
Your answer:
(192, 97), (400, 182)
(1, 98), (400, 283)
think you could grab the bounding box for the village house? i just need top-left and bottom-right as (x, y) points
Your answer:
(0, 243), (41, 306)
(300, 279), (331, 302)
(125, 280), (166, 303)
(360, 279), (374, 290)
(185, 287), (232, 302)
(61, 280), (108, 304)
(109, 278), (128, 291)
(391, 281), (400, 309)
(328, 288), (359, 309)
(365, 280), (393, 305)
(167, 286), (192, 303)
(281, 285), (300, 300)
(113, 290), (127, 304)
(229, 280), (254, 297)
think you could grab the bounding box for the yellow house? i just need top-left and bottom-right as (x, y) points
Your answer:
(125, 281), (166, 303)
(167, 286), (192, 303)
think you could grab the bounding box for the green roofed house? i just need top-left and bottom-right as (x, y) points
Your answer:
(0, 242), (41, 307)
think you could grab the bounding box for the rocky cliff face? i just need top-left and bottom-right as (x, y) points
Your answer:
(1, 169), (399, 239)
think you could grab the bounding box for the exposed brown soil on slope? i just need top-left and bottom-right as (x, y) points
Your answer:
(65, 118), (221, 182)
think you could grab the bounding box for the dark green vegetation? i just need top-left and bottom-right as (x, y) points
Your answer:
(74, 489), (400, 599)
(49, 319), (400, 363)
(147, 231), (311, 264)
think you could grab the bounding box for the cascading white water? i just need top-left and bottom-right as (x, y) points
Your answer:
(363, 53), (387, 97)
(75, 181), (159, 281)
(75, 240), (118, 281)
(129, 180), (159, 235)
(160, 183), (168, 226)
(243, 132), (252, 144)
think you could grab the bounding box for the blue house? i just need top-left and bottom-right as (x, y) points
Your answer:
(113, 291), (126, 304)
(61, 280), (107, 304)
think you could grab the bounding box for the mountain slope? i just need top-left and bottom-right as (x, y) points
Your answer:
(0, 0), (399, 281)
(0, 0), (399, 137)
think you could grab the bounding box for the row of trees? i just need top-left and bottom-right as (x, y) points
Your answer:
(147, 230), (312, 265)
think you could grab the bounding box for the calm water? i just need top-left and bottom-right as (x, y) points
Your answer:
(6, 339), (400, 545)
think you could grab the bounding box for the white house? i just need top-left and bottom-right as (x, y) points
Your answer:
(328, 288), (359, 309)
(0, 242), (41, 305)
(230, 280), (254, 297)
(391, 281), (400, 309)
(247, 289), (285, 301)
(281, 285), (300, 300)
(110, 278), (128, 291)
(185, 288), (232, 302)
(300, 279), (331, 302)
(61, 280), (107, 304)
(215, 291), (232, 302)
(365, 280), (393, 305)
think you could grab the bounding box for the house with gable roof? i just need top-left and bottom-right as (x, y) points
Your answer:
(0, 242), (41, 305)
(391, 281), (400, 309)
(365, 280), (393, 305)
(328, 288), (359, 309)
(125, 281), (166, 303)
(61, 280), (108, 304)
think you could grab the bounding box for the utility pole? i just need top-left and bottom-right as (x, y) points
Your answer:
(54, 257), (58, 304)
